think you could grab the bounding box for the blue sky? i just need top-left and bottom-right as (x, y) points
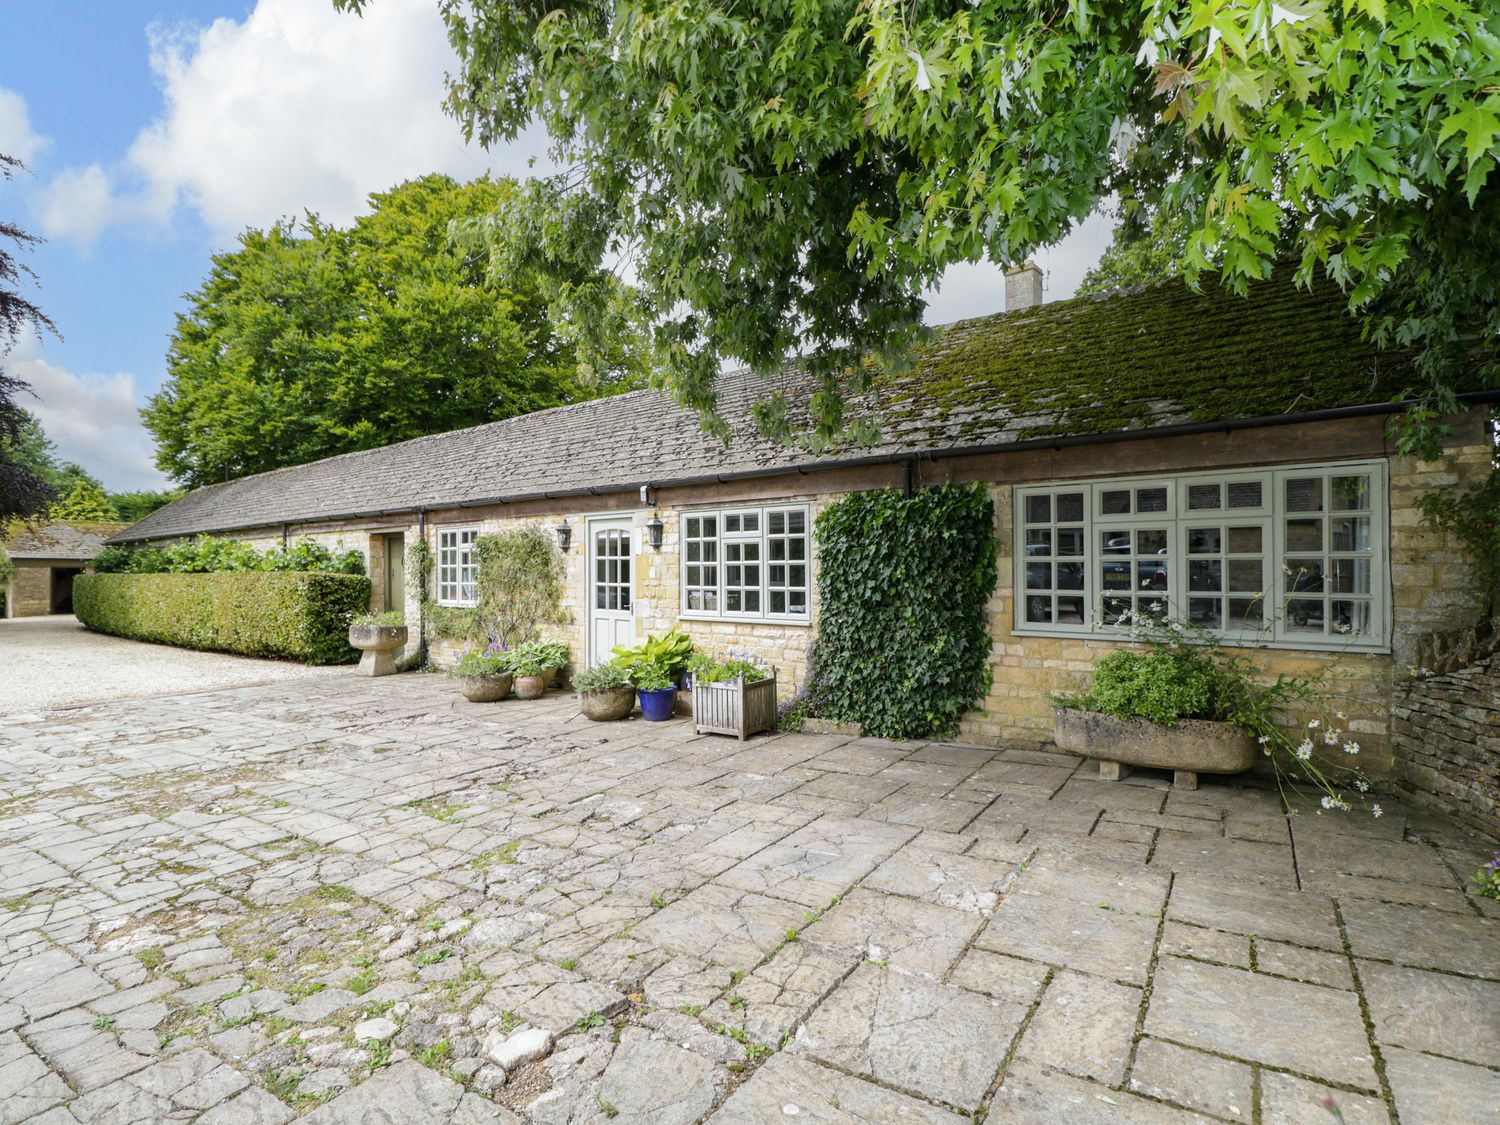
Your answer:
(1, 0), (1108, 493)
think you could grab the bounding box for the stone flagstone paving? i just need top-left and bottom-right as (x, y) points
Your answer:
(1, 674), (1497, 1123)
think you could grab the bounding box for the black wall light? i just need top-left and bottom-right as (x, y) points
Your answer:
(554, 518), (572, 552)
(645, 514), (664, 550)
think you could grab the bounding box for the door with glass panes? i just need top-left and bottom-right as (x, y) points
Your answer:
(587, 517), (635, 667)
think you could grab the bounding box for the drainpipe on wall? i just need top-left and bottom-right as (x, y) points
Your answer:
(416, 508), (429, 667)
(903, 458), (916, 498)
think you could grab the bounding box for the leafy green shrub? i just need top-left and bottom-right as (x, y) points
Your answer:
(451, 644), (514, 678)
(473, 527), (565, 647)
(353, 610), (406, 627)
(632, 662), (675, 691)
(74, 572), (370, 664)
(811, 484), (996, 740)
(573, 663), (632, 693)
(688, 652), (771, 684)
(1071, 648), (1219, 725)
(93, 535), (364, 576)
(1473, 852), (1500, 902)
(612, 629), (694, 675)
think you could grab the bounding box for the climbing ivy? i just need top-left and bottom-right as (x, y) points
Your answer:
(473, 526), (566, 649)
(811, 484), (996, 740)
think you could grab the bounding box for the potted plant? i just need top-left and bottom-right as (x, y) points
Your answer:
(348, 611), (408, 677)
(690, 653), (778, 740)
(510, 645), (552, 700)
(1053, 614), (1373, 806)
(574, 662), (636, 721)
(525, 639), (570, 686)
(633, 661), (678, 722)
(451, 644), (514, 702)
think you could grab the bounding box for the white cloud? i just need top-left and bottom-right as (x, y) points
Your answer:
(9, 341), (169, 492)
(36, 164), (115, 246)
(39, 0), (551, 247)
(0, 88), (50, 166)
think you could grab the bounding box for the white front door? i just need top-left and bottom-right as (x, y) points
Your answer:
(588, 517), (635, 667)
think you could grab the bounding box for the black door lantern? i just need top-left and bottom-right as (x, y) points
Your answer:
(554, 518), (572, 552)
(645, 514), (664, 550)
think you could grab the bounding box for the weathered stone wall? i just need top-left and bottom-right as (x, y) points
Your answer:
(1392, 652), (1500, 839)
(4, 561), (54, 617)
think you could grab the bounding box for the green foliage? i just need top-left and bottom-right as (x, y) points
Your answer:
(108, 489), (182, 523)
(352, 610), (406, 627)
(473, 526), (565, 648)
(46, 478), (118, 521)
(429, 605), (482, 643)
(631, 662), (675, 692)
(509, 639), (567, 676)
(1417, 465), (1500, 616)
(611, 629), (694, 676)
(572, 662), (632, 693)
(74, 571), (370, 664)
(1472, 852), (1500, 902)
(1077, 209), (1191, 297)
(687, 652), (771, 685)
(143, 174), (622, 487)
(333, 0), (1498, 455)
(450, 645), (514, 678)
(811, 484), (996, 740)
(1071, 648), (1218, 726)
(92, 536), (364, 577)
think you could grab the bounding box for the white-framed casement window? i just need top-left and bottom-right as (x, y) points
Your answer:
(1014, 461), (1388, 651)
(681, 505), (810, 623)
(436, 526), (479, 607)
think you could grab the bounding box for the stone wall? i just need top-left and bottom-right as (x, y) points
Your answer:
(4, 561), (54, 617)
(1392, 652), (1500, 839)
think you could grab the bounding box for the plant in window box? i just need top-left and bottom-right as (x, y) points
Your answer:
(450, 643), (514, 702)
(573, 662), (636, 721)
(1052, 613), (1374, 811)
(632, 661), (678, 722)
(690, 652), (778, 741)
(348, 611), (408, 677)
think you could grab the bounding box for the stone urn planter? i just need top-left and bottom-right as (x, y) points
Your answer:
(694, 675), (778, 741)
(458, 672), (513, 703)
(579, 686), (635, 721)
(1052, 707), (1257, 791)
(349, 623), (408, 677)
(513, 673), (548, 700)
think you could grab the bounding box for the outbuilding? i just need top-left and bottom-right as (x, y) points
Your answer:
(3, 521), (127, 618)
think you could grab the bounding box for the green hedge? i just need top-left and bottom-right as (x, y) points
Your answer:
(812, 483), (997, 740)
(74, 571), (371, 664)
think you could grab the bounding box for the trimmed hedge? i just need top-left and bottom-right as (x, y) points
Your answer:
(74, 571), (371, 664)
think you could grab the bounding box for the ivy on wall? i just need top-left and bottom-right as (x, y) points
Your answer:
(474, 527), (566, 648)
(811, 483), (997, 740)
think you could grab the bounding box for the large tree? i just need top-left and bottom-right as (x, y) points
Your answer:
(145, 174), (641, 486)
(336, 0), (1498, 454)
(1, 154), (61, 520)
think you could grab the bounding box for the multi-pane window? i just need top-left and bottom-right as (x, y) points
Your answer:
(681, 505), (810, 622)
(436, 527), (478, 606)
(593, 526), (632, 612)
(1014, 462), (1387, 650)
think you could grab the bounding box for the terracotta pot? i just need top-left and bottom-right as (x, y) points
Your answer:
(579, 686), (635, 721)
(513, 673), (548, 700)
(458, 672), (512, 702)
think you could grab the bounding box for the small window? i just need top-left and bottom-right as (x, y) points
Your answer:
(437, 527), (478, 607)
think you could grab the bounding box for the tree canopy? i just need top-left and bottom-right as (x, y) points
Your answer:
(1, 153), (61, 521)
(1077, 209), (1191, 297)
(336, 0), (1499, 454)
(47, 478), (118, 522)
(144, 174), (641, 486)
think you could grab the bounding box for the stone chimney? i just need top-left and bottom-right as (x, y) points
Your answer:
(1004, 261), (1044, 312)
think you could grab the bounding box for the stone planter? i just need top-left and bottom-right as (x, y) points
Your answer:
(348, 623), (408, 677)
(694, 675), (778, 741)
(579, 686), (635, 721)
(675, 686), (694, 717)
(457, 672), (512, 703)
(1053, 707), (1257, 791)
(513, 673), (548, 700)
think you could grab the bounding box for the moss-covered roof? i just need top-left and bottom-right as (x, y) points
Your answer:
(4, 521), (129, 560)
(875, 265), (1423, 446)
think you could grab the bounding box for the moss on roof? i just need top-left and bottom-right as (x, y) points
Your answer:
(879, 266), (1424, 443)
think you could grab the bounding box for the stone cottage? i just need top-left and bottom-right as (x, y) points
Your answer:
(3, 521), (128, 617)
(108, 267), (1497, 780)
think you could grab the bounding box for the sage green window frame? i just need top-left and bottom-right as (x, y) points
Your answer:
(679, 503), (811, 625)
(1013, 460), (1389, 652)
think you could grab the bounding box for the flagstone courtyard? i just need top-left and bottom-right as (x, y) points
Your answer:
(1, 670), (1497, 1124)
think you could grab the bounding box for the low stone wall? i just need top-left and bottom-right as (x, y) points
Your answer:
(1392, 651), (1500, 840)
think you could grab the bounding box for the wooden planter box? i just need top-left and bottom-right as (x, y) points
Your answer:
(1053, 707), (1257, 791)
(693, 675), (778, 741)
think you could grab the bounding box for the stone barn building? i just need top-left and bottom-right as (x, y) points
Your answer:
(3, 521), (127, 618)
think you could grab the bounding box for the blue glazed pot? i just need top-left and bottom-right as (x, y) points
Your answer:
(638, 686), (678, 722)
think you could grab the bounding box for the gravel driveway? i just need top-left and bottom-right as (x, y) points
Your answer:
(0, 614), (343, 713)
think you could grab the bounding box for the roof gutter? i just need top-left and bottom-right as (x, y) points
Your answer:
(111, 390), (1500, 544)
